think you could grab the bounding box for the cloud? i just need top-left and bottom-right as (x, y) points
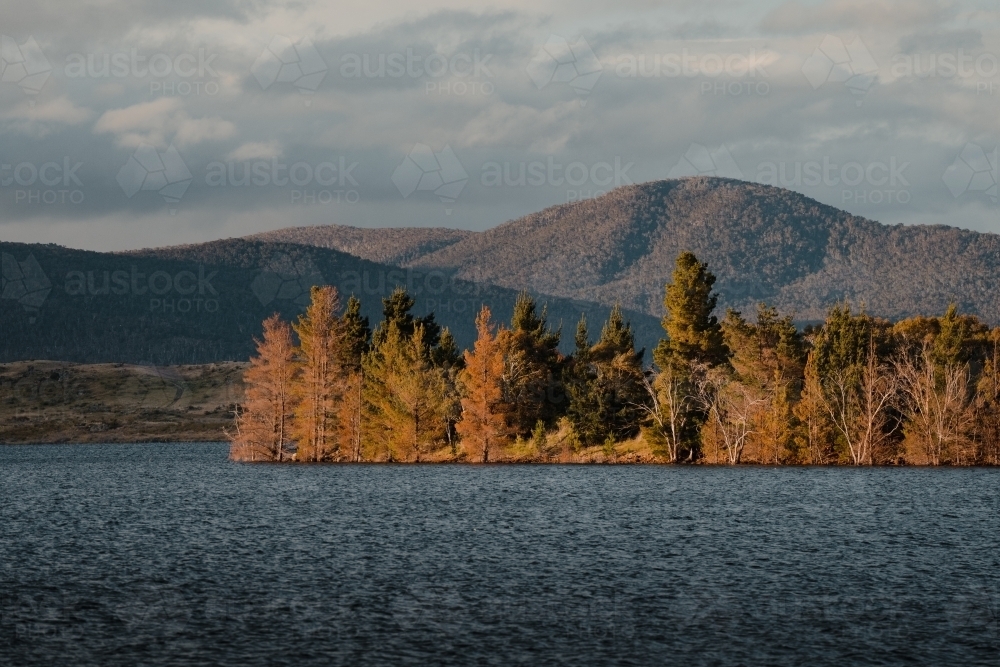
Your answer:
(760, 0), (950, 34)
(93, 98), (235, 148)
(226, 140), (284, 161)
(1, 2), (997, 248)
(1, 96), (93, 136)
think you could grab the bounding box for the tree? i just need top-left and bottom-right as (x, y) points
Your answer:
(821, 339), (899, 465)
(896, 345), (974, 465)
(648, 252), (727, 460)
(230, 314), (296, 462)
(501, 292), (563, 435)
(457, 306), (510, 462)
(565, 314), (602, 445)
(701, 366), (768, 464)
(566, 305), (646, 446)
(363, 322), (449, 462)
(806, 303), (897, 463)
(339, 295), (370, 462)
(638, 359), (703, 463)
(435, 327), (464, 455)
(371, 286), (440, 352)
(720, 305), (805, 463)
(291, 286), (347, 462)
(654, 251), (727, 370)
(972, 329), (1000, 465)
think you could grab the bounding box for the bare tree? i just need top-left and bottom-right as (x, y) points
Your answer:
(822, 343), (898, 465)
(895, 347), (974, 465)
(701, 369), (768, 464)
(636, 362), (702, 463)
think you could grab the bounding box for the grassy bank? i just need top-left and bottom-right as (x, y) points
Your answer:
(0, 361), (246, 444)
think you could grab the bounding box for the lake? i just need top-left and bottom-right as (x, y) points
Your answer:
(1, 443), (997, 666)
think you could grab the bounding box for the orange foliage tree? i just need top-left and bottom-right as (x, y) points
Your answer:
(230, 314), (296, 461)
(457, 306), (510, 462)
(291, 285), (348, 461)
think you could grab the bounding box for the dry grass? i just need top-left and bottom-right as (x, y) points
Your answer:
(0, 361), (246, 444)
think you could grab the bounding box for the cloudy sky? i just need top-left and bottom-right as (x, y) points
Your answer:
(0, 0), (997, 251)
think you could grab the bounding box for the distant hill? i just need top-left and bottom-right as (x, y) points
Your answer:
(248, 225), (473, 267)
(0, 239), (657, 364)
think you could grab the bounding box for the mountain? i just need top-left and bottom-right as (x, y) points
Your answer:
(0, 239), (657, 365)
(402, 177), (1000, 324)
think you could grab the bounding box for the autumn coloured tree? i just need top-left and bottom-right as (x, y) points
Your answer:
(457, 306), (510, 463)
(363, 322), (449, 462)
(230, 314), (296, 462)
(228, 261), (1000, 466)
(291, 285), (347, 462)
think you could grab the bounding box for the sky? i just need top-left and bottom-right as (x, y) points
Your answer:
(0, 0), (997, 251)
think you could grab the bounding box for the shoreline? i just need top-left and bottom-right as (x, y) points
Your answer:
(3, 439), (998, 467)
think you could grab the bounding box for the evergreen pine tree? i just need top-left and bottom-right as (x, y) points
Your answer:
(654, 251), (727, 371)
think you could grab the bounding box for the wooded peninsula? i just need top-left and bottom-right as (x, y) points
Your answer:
(230, 252), (1000, 465)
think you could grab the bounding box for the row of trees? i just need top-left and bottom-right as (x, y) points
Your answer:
(230, 252), (1000, 465)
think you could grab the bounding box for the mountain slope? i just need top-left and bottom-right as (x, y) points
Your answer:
(1, 239), (657, 364)
(248, 225), (474, 267)
(404, 177), (1000, 323)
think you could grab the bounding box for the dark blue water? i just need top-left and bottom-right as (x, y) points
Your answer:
(1, 443), (997, 666)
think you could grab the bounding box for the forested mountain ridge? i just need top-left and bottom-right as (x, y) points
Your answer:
(252, 178), (1000, 324)
(405, 178), (1000, 323)
(247, 226), (474, 267)
(0, 239), (656, 364)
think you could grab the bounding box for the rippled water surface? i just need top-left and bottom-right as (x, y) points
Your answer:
(1, 443), (997, 666)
